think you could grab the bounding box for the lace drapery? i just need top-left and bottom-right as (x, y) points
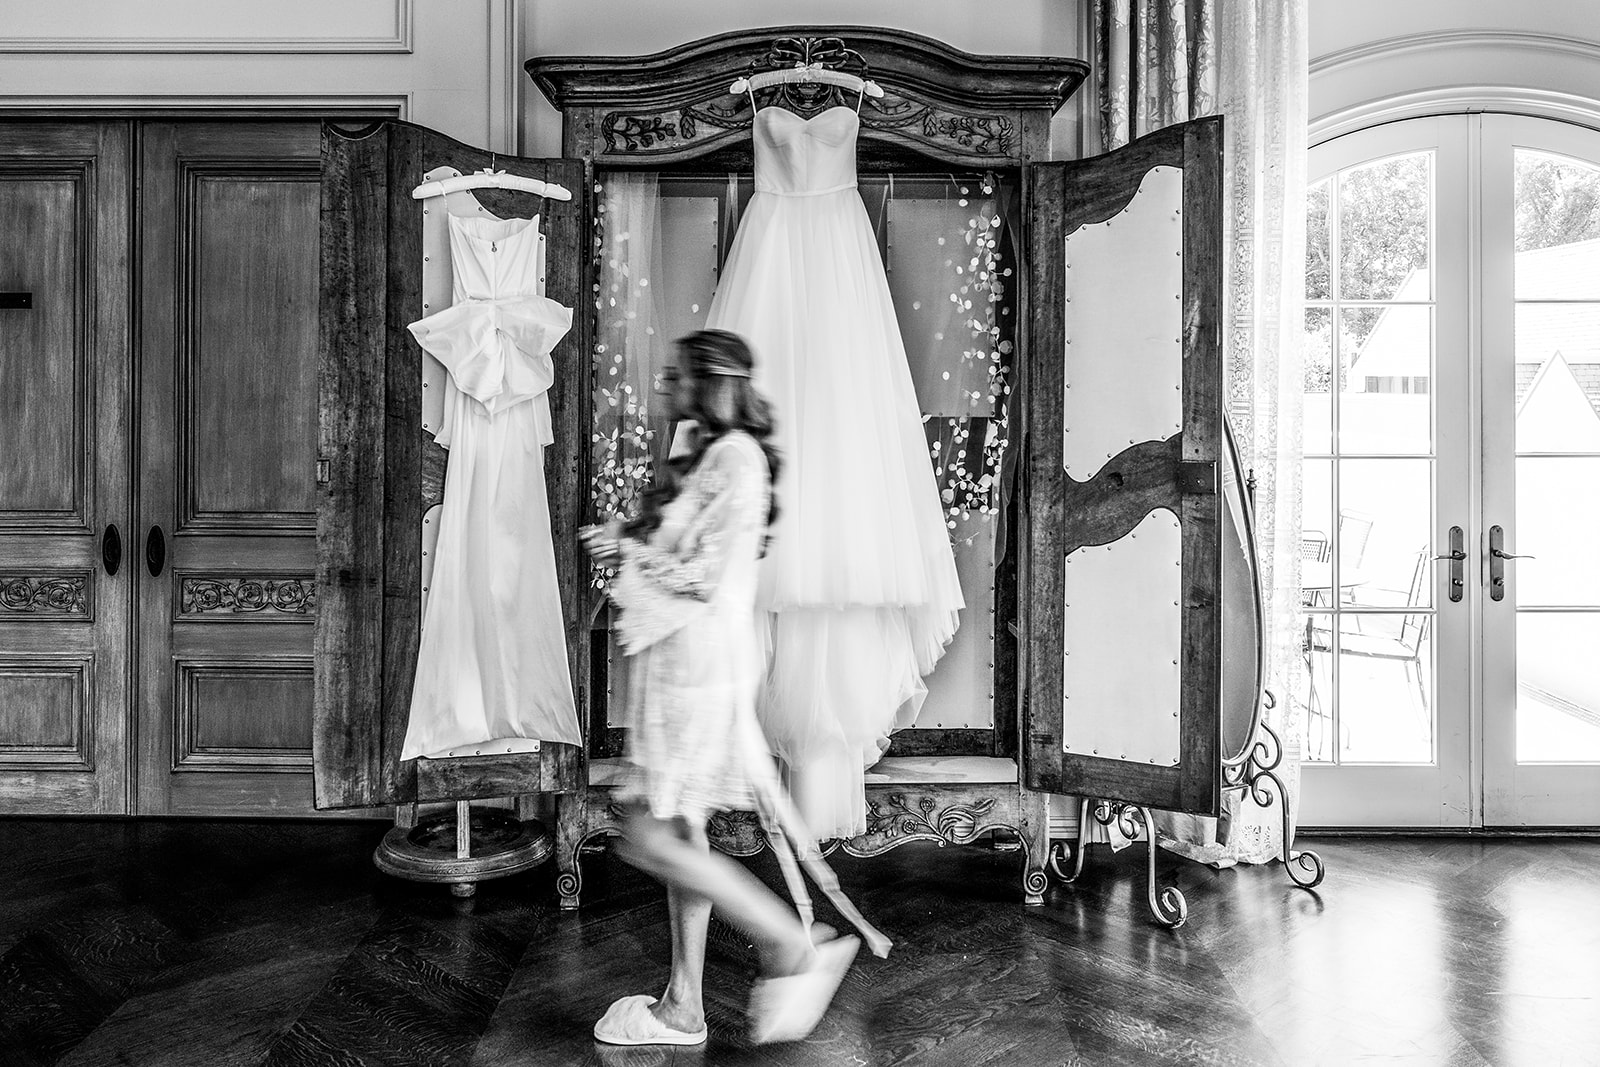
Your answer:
(1093, 0), (1310, 865)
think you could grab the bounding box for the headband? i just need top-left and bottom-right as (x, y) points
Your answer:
(704, 366), (751, 378)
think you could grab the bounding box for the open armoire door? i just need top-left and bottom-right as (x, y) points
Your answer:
(1021, 117), (1229, 848)
(314, 120), (588, 891)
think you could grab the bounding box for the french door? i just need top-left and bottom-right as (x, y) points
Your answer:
(1300, 113), (1600, 826)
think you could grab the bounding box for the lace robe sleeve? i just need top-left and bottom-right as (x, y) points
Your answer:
(610, 436), (765, 654)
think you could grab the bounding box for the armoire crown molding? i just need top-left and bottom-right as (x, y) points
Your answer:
(528, 24), (1086, 114)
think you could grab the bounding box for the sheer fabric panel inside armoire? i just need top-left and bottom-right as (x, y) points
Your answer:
(588, 168), (1021, 755)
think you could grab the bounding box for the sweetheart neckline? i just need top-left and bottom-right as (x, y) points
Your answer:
(754, 105), (859, 124)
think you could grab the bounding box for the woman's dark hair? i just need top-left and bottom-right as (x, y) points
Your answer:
(624, 329), (782, 549)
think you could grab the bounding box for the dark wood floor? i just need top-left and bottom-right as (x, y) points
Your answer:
(1, 821), (1597, 1067)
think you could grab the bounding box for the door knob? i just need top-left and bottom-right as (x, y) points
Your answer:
(101, 524), (122, 576)
(1488, 524), (1529, 602)
(1433, 525), (1464, 602)
(146, 525), (166, 578)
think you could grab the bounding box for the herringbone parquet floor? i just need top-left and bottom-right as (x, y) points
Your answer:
(1, 819), (1596, 1066)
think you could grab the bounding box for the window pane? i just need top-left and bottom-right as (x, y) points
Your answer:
(1303, 306), (1332, 454)
(1337, 153), (1432, 302)
(1517, 613), (1600, 763)
(1306, 178), (1331, 299)
(1513, 303), (1600, 453)
(1516, 457), (1600, 606)
(1299, 458), (1334, 614)
(1514, 149), (1600, 300)
(1336, 616), (1434, 763)
(1339, 306), (1432, 454)
(1337, 458), (1432, 610)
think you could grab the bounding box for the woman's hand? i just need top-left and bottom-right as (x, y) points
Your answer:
(580, 519), (625, 565)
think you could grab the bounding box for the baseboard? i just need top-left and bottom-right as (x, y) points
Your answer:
(1299, 825), (1600, 837)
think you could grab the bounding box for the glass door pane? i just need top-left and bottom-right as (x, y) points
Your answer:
(1484, 117), (1600, 823)
(1299, 118), (1473, 826)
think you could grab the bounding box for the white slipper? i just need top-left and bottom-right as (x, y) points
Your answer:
(747, 934), (861, 1045)
(593, 994), (708, 1046)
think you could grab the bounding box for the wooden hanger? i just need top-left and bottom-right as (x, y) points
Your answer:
(729, 63), (885, 99)
(411, 166), (572, 202)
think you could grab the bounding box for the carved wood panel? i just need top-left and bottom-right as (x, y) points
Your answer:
(174, 658), (314, 772)
(0, 656), (92, 769)
(179, 162), (320, 533)
(0, 164), (91, 530)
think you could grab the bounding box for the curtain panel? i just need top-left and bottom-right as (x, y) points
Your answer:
(1093, 0), (1310, 864)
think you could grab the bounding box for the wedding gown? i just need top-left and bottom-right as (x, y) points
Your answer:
(706, 104), (965, 838)
(401, 212), (583, 759)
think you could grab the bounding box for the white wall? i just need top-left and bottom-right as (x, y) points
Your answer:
(0, 0), (520, 147)
(1309, 0), (1600, 139)
(520, 1), (1086, 159)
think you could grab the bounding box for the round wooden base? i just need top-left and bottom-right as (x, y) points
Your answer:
(373, 808), (552, 896)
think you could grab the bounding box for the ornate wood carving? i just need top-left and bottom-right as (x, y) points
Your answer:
(596, 92), (1016, 162)
(529, 26), (1083, 168)
(178, 575), (316, 619)
(0, 573), (90, 616)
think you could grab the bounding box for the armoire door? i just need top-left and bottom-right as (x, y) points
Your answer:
(135, 122), (324, 815)
(0, 122), (133, 815)
(315, 120), (587, 810)
(1021, 117), (1228, 815)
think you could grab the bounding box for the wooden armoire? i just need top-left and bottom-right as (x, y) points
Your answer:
(315, 26), (1288, 915)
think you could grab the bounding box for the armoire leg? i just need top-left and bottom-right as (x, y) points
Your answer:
(1017, 787), (1051, 906)
(555, 790), (586, 910)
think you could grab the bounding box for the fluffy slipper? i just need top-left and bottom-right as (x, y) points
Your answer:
(593, 994), (707, 1046)
(747, 934), (861, 1045)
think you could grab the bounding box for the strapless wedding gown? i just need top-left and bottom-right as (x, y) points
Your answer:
(401, 213), (583, 759)
(707, 106), (964, 838)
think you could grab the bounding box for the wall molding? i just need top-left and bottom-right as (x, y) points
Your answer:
(0, 0), (413, 54)
(1312, 29), (1600, 78)
(488, 0), (521, 153)
(0, 93), (411, 118)
(1312, 86), (1600, 145)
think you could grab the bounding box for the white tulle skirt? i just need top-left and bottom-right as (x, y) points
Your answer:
(707, 186), (964, 839)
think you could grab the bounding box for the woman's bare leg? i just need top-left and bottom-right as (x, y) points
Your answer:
(617, 810), (815, 1028)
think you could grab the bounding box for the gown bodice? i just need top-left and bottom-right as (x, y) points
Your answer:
(753, 106), (861, 196)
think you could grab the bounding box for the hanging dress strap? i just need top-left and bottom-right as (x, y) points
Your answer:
(855, 82), (866, 114)
(747, 80), (759, 116)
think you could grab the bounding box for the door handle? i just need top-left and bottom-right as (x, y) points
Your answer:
(1488, 524), (1532, 602)
(145, 524), (166, 578)
(1432, 525), (1465, 602)
(101, 524), (122, 576)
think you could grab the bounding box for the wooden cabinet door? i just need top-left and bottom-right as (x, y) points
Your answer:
(315, 120), (587, 809)
(135, 122), (324, 815)
(1021, 117), (1227, 817)
(0, 122), (132, 814)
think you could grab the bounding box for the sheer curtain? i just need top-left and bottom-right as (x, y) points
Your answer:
(1092, 0), (1309, 865)
(590, 173), (670, 594)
